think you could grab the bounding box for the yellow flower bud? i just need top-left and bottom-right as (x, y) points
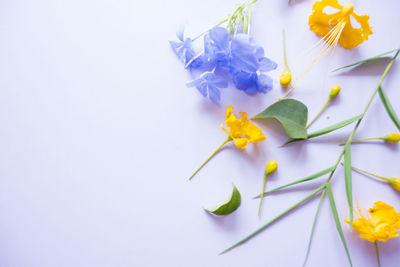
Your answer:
(388, 178), (400, 191)
(280, 71), (292, 87)
(329, 85), (341, 99)
(265, 161), (278, 175)
(385, 133), (400, 144)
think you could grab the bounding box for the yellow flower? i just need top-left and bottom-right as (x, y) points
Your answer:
(309, 0), (372, 49)
(221, 106), (266, 149)
(345, 201), (400, 243)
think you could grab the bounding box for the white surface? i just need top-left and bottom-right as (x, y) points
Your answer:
(0, 0), (399, 266)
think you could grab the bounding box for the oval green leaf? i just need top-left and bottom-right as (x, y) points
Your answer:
(284, 114), (362, 145)
(205, 184), (241, 216)
(253, 99), (308, 139)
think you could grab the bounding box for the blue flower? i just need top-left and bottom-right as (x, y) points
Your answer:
(186, 71), (228, 103)
(170, 28), (203, 69)
(231, 71), (273, 94)
(204, 27), (230, 67)
(230, 34), (277, 73)
(229, 34), (277, 94)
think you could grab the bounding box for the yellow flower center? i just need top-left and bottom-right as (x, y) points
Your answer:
(341, 3), (354, 17)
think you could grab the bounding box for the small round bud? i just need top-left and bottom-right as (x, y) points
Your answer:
(329, 85), (341, 99)
(280, 71), (292, 87)
(389, 178), (400, 191)
(265, 161), (278, 175)
(385, 133), (400, 143)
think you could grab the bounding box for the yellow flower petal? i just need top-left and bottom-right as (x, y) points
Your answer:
(221, 106), (266, 149)
(346, 201), (400, 243)
(308, 0), (372, 49)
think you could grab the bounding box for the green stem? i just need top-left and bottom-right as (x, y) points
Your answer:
(325, 48), (400, 185)
(246, 3), (253, 34)
(303, 189), (326, 267)
(374, 241), (381, 267)
(339, 137), (385, 146)
(221, 184), (326, 254)
(258, 173), (268, 216)
(282, 29), (290, 71)
(189, 138), (231, 180)
(306, 99), (331, 128)
(349, 165), (389, 181)
(192, 18), (229, 41)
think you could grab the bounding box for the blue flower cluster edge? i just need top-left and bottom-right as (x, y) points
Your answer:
(170, 27), (278, 103)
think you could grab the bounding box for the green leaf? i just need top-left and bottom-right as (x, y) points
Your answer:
(326, 183), (353, 267)
(221, 184), (325, 254)
(303, 190), (326, 267)
(205, 184), (241, 216)
(253, 99), (308, 139)
(332, 49), (398, 72)
(344, 143), (353, 226)
(253, 166), (335, 198)
(379, 86), (400, 131)
(285, 114), (362, 145)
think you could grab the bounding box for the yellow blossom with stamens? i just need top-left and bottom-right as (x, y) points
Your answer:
(221, 106), (266, 149)
(345, 201), (400, 243)
(309, 0), (372, 49)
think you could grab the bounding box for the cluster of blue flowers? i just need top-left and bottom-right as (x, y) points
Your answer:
(170, 26), (277, 102)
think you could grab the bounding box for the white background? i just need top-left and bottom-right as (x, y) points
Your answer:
(0, 0), (399, 266)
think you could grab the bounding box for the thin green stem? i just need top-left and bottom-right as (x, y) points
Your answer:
(349, 165), (389, 181)
(282, 29), (290, 71)
(339, 137), (385, 145)
(325, 48), (400, 185)
(303, 189), (326, 267)
(189, 138), (231, 180)
(221, 184), (326, 254)
(258, 173), (268, 216)
(374, 242), (381, 267)
(306, 99), (331, 128)
(246, 3), (253, 34)
(192, 18), (228, 41)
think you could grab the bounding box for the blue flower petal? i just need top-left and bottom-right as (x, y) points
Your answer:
(231, 71), (257, 90)
(186, 71), (227, 101)
(208, 85), (221, 103)
(257, 74), (273, 93)
(244, 84), (259, 94)
(204, 27), (230, 67)
(176, 27), (184, 41)
(258, 57), (278, 72)
(209, 27), (230, 47)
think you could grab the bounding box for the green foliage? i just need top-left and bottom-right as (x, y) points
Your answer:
(254, 99), (308, 139)
(379, 86), (400, 131)
(205, 184), (241, 216)
(344, 143), (353, 226)
(253, 166), (335, 198)
(332, 49), (398, 72)
(221, 185), (325, 254)
(285, 114), (362, 145)
(326, 183), (353, 266)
